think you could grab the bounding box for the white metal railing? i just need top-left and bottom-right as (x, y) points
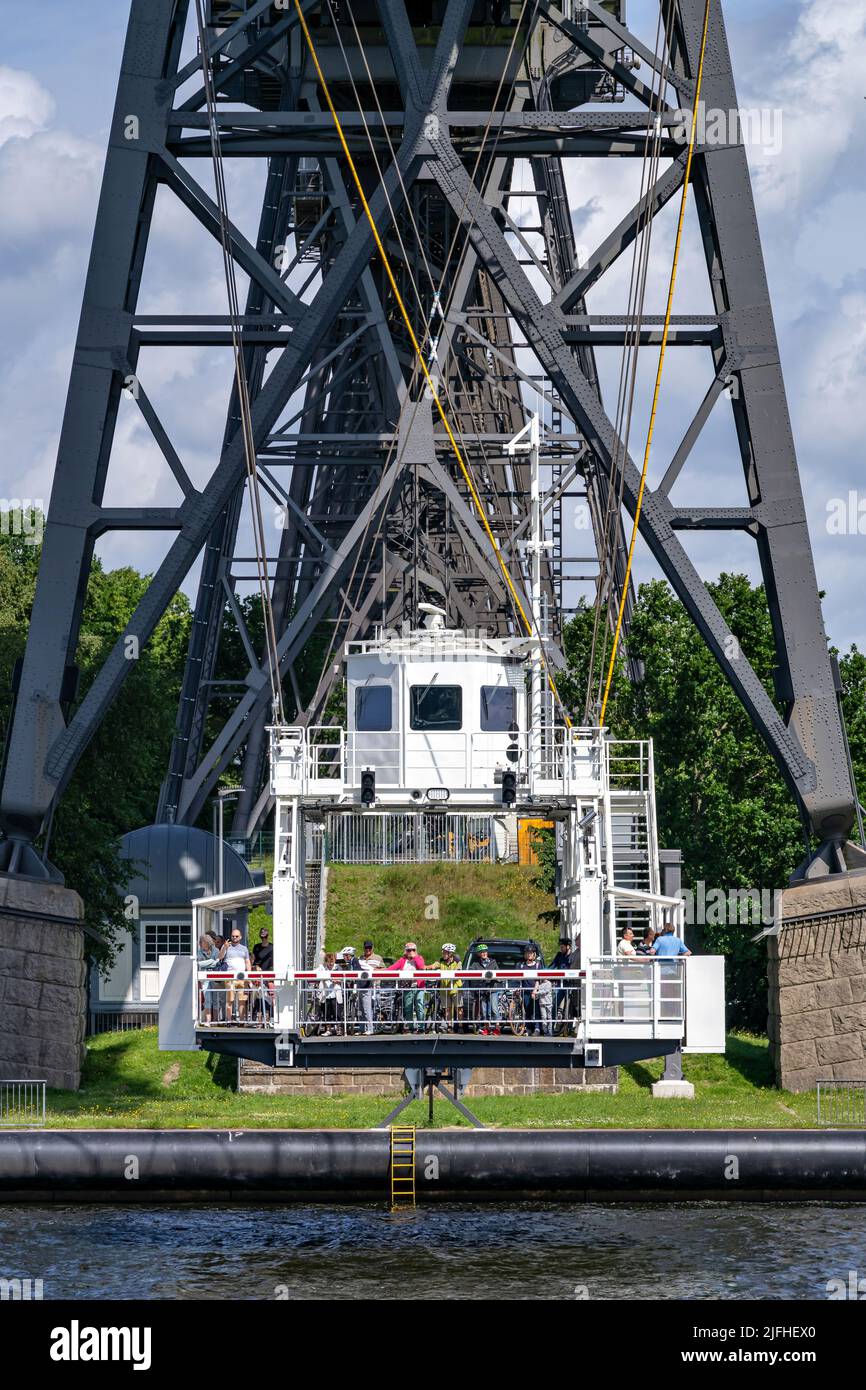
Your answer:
(325, 812), (500, 864)
(0, 1080), (46, 1127)
(583, 957), (685, 1029)
(196, 970), (276, 1026)
(194, 968), (582, 1036)
(608, 883), (685, 941)
(345, 632), (520, 660)
(271, 723), (609, 795)
(607, 739), (652, 793)
(817, 1080), (866, 1127)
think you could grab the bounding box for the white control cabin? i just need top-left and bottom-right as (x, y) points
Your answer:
(271, 618), (601, 808)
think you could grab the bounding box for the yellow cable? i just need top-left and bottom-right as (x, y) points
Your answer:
(293, 0), (571, 726)
(599, 0), (712, 728)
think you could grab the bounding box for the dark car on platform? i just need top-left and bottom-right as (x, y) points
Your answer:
(461, 937), (546, 970)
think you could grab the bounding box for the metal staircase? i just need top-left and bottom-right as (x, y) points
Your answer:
(304, 860), (324, 968)
(606, 741), (660, 940)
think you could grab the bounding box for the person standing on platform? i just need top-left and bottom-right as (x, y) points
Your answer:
(357, 940), (383, 1035)
(387, 943), (427, 1032)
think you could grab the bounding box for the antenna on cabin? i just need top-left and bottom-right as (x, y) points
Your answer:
(417, 602), (447, 631)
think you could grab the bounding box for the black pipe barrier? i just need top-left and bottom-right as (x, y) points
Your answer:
(0, 1129), (865, 1201)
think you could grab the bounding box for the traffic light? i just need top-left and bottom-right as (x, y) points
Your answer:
(361, 767), (376, 806)
(502, 769), (517, 806)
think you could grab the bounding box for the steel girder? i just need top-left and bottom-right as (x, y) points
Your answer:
(0, 0), (856, 875)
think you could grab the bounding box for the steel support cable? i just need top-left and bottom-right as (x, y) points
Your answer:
(583, 0), (674, 721)
(584, 5), (667, 712)
(193, 0), (285, 722)
(303, 1), (535, 685)
(291, 0), (572, 723)
(335, 0), (511, 505)
(599, 0), (712, 727)
(308, 2), (554, 692)
(591, 54), (670, 715)
(322, 0), (501, 607)
(334, 2), (567, 694)
(323, 0), (530, 632)
(336, 0), (538, 597)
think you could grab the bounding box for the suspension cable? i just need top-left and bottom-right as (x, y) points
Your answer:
(323, 0), (531, 633)
(193, 0), (285, 723)
(584, 0), (675, 721)
(306, 4), (539, 689)
(599, 0), (713, 728)
(294, 0), (572, 721)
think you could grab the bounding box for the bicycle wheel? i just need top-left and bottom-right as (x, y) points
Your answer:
(300, 1000), (321, 1038)
(508, 993), (526, 1036)
(554, 994), (571, 1037)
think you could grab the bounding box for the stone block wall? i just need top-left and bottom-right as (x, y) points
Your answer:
(0, 877), (86, 1090)
(239, 1059), (617, 1097)
(767, 870), (866, 1091)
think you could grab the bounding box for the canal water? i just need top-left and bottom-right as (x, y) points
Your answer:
(1, 1203), (864, 1299)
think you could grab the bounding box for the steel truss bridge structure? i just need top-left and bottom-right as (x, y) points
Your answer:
(0, 0), (861, 879)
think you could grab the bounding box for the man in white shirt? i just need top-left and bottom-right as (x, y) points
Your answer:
(358, 940), (383, 1035)
(222, 928), (251, 1023)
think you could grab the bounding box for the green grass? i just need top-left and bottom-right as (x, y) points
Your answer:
(41, 1028), (822, 1130)
(323, 861), (558, 962)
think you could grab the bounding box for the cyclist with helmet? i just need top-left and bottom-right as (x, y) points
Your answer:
(431, 942), (462, 1031)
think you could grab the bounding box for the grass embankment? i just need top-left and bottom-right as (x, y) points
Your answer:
(322, 862), (558, 961)
(42, 1029), (820, 1130)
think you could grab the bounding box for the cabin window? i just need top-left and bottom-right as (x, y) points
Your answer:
(480, 685), (516, 731)
(410, 684), (462, 731)
(355, 684), (392, 731)
(143, 922), (192, 965)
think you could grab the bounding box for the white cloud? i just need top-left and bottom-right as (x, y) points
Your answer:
(0, 66), (54, 146)
(0, 128), (102, 240)
(746, 0), (866, 220)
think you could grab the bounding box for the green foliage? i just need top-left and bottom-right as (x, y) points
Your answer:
(839, 644), (866, 843)
(561, 576), (811, 1031)
(56, 565), (191, 968)
(0, 516), (191, 968)
(530, 824), (557, 896)
(4, 504), (862, 1032)
(557, 599), (632, 728)
(529, 824), (561, 929)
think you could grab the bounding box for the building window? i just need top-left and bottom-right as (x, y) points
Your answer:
(480, 685), (516, 732)
(143, 922), (192, 965)
(410, 684), (462, 731)
(355, 685), (392, 731)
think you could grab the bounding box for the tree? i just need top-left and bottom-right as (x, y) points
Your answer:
(0, 515), (192, 969)
(561, 576), (809, 1031)
(838, 644), (866, 843)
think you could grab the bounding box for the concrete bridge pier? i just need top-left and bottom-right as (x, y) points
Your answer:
(768, 871), (866, 1091)
(0, 876), (86, 1090)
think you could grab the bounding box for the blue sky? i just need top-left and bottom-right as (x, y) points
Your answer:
(1, 0), (865, 655)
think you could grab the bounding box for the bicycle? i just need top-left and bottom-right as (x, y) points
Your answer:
(501, 987), (526, 1036)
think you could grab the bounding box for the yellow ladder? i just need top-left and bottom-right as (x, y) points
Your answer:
(390, 1125), (416, 1208)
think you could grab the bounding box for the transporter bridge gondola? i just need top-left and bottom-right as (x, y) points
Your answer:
(159, 609), (725, 1095)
